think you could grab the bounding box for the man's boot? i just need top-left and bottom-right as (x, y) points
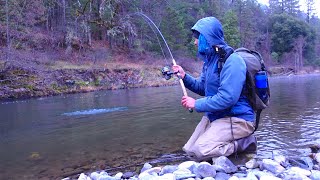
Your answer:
(235, 134), (257, 153)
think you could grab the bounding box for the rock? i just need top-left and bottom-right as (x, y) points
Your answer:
(249, 169), (275, 178)
(282, 171), (310, 180)
(310, 145), (320, 153)
(99, 171), (109, 176)
(196, 162), (216, 178)
(214, 172), (231, 180)
(288, 158), (312, 169)
(260, 176), (282, 180)
(139, 172), (151, 179)
(178, 161), (198, 170)
(314, 165), (320, 170)
(173, 168), (196, 180)
(78, 173), (91, 180)
(143, 167), (162, 175)
(260, 159), (285, 174)
(139, 170), (159, 180)
(202, 177), (215, 180)
(246, 159), (260, 169)
(160, 165), (178, 175)
(141, 163), (153, 173)
(310, 170), (320, 180)
(158, 173), (176, 180)
(272, 150), (288, 167)
(122, 171), (135, 179)
(214, 156), (238, 173)
(97, 174), (115, 180)
(113, 172), (123, 180)
(239, 166), (247, 171)
(289, 167), (312, 176)
(229, 176), (240, 180)
(139, 174), (157, 180)
(90, 172), (100, 180)
(301, 157), (314, 170)
(246, 172), (258, 180)
(232, 172), (247, 178)
(310, 153), (320, 164)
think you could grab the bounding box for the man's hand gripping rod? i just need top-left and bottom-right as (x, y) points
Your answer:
(172, 59), (193, 113)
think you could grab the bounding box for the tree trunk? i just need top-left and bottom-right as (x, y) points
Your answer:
(46, 8), (49, 31)
(88, 1), (92, 46)
(5, 0), (10, 61)
(62, 0), (66, 32)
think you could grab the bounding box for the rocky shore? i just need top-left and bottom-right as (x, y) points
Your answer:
(62, 150), (320, 180)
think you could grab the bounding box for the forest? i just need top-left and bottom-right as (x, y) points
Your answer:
(0, 0), (320, 99)
(1, 0), (320, 70)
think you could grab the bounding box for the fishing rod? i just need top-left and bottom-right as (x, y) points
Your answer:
(135, 12), (193, 113)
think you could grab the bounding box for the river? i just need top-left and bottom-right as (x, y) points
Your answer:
(1, 74), (320, 179)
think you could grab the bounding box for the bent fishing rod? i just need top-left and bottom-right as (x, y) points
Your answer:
(135, 12), (193, 113)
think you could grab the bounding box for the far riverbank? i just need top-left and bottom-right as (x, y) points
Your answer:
(0, 59), (319, 100)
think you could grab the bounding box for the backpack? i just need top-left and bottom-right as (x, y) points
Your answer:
(215, 46), (270, 132)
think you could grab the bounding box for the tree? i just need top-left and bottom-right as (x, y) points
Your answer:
(305, 0), (315, 23)
(270, 14), (315, 66)
(222, 10), (240, 48)
(5, 0), (10, 61)
(284, 0), (300, 16)
(269, 0), (283, 14)
(269, 0), (300, 16)
(232, 0), (261, 49)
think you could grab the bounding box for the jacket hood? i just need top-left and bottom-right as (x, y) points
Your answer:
(191, 17), (226, 47)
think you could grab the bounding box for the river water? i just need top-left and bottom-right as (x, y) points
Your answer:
(1, 75), (320, 179)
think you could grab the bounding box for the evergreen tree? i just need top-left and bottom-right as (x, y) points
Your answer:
(232, 0), (261, 49)
(270, 14), (315, 64)
(222, 10), (240, 48)
(306, 0), (315, 23)
(284, 0), (300, 16)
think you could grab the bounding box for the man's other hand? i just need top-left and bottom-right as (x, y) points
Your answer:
(172, 65), (186, 79)
(181, 96), (195, 109)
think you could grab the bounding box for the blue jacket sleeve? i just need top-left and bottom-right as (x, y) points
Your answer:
(194, 54), (246, 112)
(183, 68), (206, 96)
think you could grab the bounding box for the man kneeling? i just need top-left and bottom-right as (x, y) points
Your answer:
(172, 17), (257, 161)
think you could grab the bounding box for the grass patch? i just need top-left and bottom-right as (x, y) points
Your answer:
(50, 61), (93, 70)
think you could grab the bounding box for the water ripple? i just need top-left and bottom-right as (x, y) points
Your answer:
(62, 107), (128, 116)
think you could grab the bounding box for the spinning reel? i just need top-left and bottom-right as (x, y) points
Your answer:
(161, 66), (176, 80)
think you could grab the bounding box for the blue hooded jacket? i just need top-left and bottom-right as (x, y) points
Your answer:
(183, 17), (254, 122)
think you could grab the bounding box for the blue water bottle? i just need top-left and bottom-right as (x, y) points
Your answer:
(255, 71), (268, 102)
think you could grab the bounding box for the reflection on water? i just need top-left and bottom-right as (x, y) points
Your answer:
(256, 75), (320, 159)
(0, 75), (320, 179)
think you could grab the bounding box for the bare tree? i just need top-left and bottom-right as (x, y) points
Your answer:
(306, 0), (315, 23)
(88, 0), (92, 46)
(5, 0), (10, 61)
(62, 0), (66, 32)
(293, 36), (306, 73)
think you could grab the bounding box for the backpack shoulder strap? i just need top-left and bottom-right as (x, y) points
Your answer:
(215, 46), (234, 74)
